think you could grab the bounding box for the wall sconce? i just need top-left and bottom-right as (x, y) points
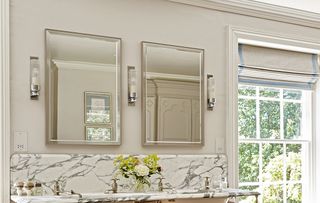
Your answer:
(207, 74), (216, 110)
(30, 57), (40, 100)
(128, 66), (137, 105)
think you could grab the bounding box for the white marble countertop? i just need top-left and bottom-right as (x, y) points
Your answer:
(11, 189), (260, 203)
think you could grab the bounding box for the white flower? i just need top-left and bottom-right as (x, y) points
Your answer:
(134, 164), (149, 177)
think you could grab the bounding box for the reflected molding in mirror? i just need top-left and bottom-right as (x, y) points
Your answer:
(142, 41), (204, 146)
(45, 29), (121, 145)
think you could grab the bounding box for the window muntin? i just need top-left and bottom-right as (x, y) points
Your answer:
(238, 84), (311, 203)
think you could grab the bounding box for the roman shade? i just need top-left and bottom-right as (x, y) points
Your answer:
(238, 44), (320, 89)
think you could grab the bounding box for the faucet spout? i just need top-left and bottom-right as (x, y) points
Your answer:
(204, 177), (210, 191)
(53, 181), (61, 195)
(70, 190), (82, 198)
(157, 177), (173, 192)
(105, 178), (119, 194)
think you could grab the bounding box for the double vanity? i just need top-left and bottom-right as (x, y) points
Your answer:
(10, 154), (259, 203)
(11, 189), (259, 203)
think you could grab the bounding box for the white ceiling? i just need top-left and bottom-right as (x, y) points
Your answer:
(250, 0), (320, 14)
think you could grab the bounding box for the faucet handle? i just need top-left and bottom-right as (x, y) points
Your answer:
(204, 176), (210, 190)
(53, 181), (60, 195)
(157, 177), (165, 186)
(157, 177), (164, 192)
(157, 176), (165, 181)
(110, 178), (118, 193)
(157, 177), (164, 184)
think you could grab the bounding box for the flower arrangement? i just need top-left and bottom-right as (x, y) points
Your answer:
(114, 154), (162, 192)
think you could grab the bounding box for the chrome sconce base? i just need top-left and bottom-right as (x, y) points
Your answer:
(30, 85), (40, 100)
(207, 98), (216, 110)
(128, 93), (137, 104)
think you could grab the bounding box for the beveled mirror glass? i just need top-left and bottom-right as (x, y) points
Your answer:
(142, 42), (204, 145)
(46, 29), (121, 145)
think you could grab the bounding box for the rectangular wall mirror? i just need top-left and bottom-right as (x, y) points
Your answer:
(46, 29), (121, 145)
(142, 42), (204, 145)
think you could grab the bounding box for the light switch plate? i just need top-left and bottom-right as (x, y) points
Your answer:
(215, 137), (225, 153)
(14, 131), (28, 152)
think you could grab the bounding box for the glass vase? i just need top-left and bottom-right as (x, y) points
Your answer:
(133, 178), (150, 193)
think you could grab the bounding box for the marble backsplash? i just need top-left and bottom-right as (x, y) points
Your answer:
(10, 154), (227, 195)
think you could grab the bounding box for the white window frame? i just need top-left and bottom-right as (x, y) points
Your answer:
(226, 25), (320, 202)
(238, 85), (312, 202)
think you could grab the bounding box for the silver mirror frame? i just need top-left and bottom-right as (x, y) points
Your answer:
(45, 29), (122, 145)
(141, 41), (205, 146)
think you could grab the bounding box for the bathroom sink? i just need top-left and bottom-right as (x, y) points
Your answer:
(82, 192), (170, 198)
(80, 192), (153, 201)
(174, 189), (203, 194)
(76, 190), (221, 203)
(11, 195), (79, 203)
(174, 189), (226, 194)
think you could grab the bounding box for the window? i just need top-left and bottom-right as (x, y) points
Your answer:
(238, 84), (312, 203)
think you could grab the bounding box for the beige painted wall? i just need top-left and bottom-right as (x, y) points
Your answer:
(10, 0), (320, 154)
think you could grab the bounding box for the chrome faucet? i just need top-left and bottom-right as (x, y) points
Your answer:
(204, 177), (210, 191)
(111, 178), (118, 193)
(53, 180), (82, 198)
(70, 190), (82, 198)
(105, 178), (118, 194)
(158, 177), (173, 192)
(53, 181), (61, 195)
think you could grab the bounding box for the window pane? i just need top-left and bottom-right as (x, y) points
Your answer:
(284, 102), (302, 139)
(263, 184), (283, 203)
(239, 185), (259, 203)
(286, 144), (302, 181)
(238, 85), (309, 203)
(86, 127), (112, 141)
(287, 183), (302, 203)
(239, 85), (256, 96)
(260, 101), (280, 139)
(259, 87), (280, 98)
(262, 143), (283, 181)
(239, 99), (256, 138)
(283, 89), (302, 100)
(239, 143), (259, 182)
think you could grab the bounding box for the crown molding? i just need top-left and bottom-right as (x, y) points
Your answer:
(167, 0), (320, 29)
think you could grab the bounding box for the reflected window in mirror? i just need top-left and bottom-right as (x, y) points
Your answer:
(45, 29), (121, 145)
(142, 42), (204, 145)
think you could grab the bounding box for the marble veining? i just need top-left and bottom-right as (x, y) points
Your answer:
(10, 154), (227, 195)
(11, 189), (260, 203)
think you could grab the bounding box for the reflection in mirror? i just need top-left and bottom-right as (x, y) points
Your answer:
(142, 42), (204, 145)
(46, 29), (121, 145)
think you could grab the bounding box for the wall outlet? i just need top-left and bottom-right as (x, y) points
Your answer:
(14, 131), (28, 152)
(215, 137), (225, 153)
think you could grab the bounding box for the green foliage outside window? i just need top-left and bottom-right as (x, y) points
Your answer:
(238, 85), (303, 203)
(239, 143), (259, 182)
